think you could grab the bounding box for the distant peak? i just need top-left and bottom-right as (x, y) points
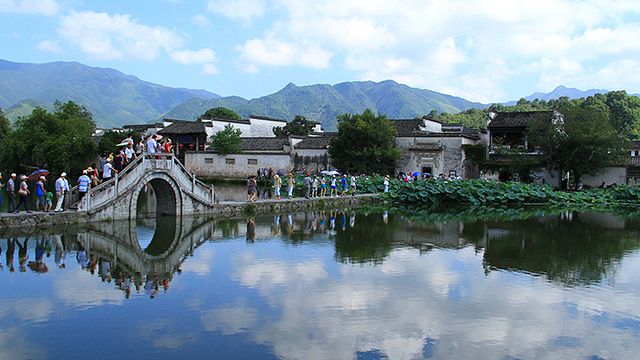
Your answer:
(553, 85), (569, 90)
(283, 82), (297, 90)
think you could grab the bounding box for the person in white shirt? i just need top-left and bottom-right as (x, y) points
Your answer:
(54, 172), (67, 212)
(146, 135), (157, 154)
(102, 159), (117, 181)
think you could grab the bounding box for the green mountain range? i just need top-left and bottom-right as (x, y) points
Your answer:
(0, 59), (219, 128)
(165, 80), (484, 130)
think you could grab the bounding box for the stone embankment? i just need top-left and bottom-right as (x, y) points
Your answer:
(0, 194), (381, 229)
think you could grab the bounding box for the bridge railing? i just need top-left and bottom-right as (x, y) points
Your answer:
(75, 153), (215, 213)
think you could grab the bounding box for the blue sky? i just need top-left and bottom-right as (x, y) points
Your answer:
(1, 0), (640, 102)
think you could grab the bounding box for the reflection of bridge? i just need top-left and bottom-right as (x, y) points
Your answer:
(85, 216), (215, 275)
(77, 154), (216, 221)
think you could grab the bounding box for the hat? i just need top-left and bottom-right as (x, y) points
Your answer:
(86, 167), (94, 172)
(11, 173), (16, 177)
(61, 172), (67, 177)
(20, 175), (27, 180)
(82, 170), (87, 175)
(40, 176), (46, 180)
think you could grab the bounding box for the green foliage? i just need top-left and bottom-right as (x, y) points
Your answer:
(527, 103), (625, 185)
(210, 124), (242, 154)
(273, 115), (316, 137)
(98, 130), (125, 156)
(329, 109), (400, 175)
(386, 179), (640, 207)
(0, 101), (97, 176)
(0, 108), (11, 141)
(201, 107), (241, 120)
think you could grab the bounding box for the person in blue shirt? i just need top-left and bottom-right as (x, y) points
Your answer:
(77, 170), (92, 211)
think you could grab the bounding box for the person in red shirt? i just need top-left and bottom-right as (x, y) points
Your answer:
(163, 139), (173, 153)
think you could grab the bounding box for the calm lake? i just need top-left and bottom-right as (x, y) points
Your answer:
(1, 208), (640, 359)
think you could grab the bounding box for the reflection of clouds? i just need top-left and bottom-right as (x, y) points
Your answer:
(181, 247), (214, 276)
(54, 269), (122, 308)
(201, 305), (258, 334)
(138, 318), (198, 351)
(0, 298), (54, 324)
(0, 327), (46, 360)
(224, 245), (640, 359)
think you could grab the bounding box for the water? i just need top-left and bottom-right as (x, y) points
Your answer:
(1, 208), (640, 359)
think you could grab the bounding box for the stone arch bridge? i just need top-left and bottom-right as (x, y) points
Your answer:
(75, 154), (216, 221)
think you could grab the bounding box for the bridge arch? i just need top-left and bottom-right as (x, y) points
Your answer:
(130, 171), (184, 220)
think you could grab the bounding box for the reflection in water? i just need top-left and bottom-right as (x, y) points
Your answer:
(1, 208), (640, 359)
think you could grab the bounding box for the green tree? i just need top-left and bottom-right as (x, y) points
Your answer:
(329, 109), (400, 174)
(0, 108), (11, 141)
(273, 115), (316, 137)
(210, 124), (242, 154)
(528, 103), (625, 187)
(0, 101), (97, 177)
(603, 91), (640, 138)
(201, 107), (242, 120)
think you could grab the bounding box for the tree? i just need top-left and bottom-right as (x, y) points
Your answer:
(98, 130), (140, 156)
(0, 108), (11, 142)
(527, 103), (625, 187)
(0, 101), (97, 177)
(329, 109), (400, 175)
(273, 115), (316, 137)
(210, 124), (242, 154)
(201, 107), (242, 120)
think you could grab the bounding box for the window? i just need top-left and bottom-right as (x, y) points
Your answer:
(204, 158), (213, 164)
(248, 159), (258, 165)
(225, 158), (235, 165)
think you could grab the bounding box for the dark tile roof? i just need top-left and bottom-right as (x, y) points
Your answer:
(249, 115), (287, 123)
(488, 111), (555, 128)
(295, 136), (334, 149)
(393, 119), (424, 136)
(158, 121), (206, 135)
(238, 137), (289, 151)
(123, 123), (161, 130)
(200, 116), (251, 125)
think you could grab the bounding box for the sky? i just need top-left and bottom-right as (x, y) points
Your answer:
(1, 0), (640, 103)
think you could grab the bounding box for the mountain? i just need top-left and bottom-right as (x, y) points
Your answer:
(506, 85), (610, 105)
(164, 80), (485, 130)
(0, 59), (220, 128)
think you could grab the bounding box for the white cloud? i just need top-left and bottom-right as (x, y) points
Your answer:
(236, 38), (332, 72)
(207, 0), (265, 22)
(191, 14), (212, 29)
(234, 0), (640, 100)
(170, 48), (216, 64)
(0, 0), (58, 16)
(59, 10), (184, 61)
(36, 39), (62, 53)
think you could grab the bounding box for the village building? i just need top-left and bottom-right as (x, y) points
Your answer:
(394, 117), (486, 178)
(157, 120), (207, 158)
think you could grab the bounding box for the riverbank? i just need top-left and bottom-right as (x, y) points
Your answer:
(0, 194), (381, 229)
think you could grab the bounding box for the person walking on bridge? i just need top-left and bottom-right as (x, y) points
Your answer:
(54, 172), (67, 212)
(77, 170), (91, 212)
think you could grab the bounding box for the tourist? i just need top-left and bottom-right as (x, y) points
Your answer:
(247, 175), (257, 202)
(6, 173), (17, 213)
(287, 172), (295, 198)
(77, 170), (91, 211)
(0, 173), (4, 209)
(311, 175), (319, 198)
(54, 172), (67, 212)
(146, 135), (157, 154)
(383, 175), (390, 193)
(16, 175), (30, 213)
(273, 174), (282, 200)
(35, 176), (46, 211)
(113, 152), (124, 172)
(320, 176), (327, 197)
(303, 173), (311, 199)
(44, 189), (53, 212)
(124, 142), (136, 163)
(350, 175), (357, 196)
(102, 158), (116, 181)
(163, 139), (172, 153)
(330, 175), (338, 197)
(135, 139), (145, 155)
(341, 174), (348, 196)
(88, 166), (99, 187)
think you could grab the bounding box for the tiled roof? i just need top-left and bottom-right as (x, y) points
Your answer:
(488, 111), (555, 128)
(249, 115), (287, 123)
(123, 123), (162, 130)
(200, 116), (251, 125)
(158, 121), (206, 135)
(238, 137), (289, 151)
(393, 119), (424, 136)
(295, 136), (334, 149)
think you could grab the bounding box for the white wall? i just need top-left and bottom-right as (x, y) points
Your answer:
(185, 152), (292, 179)
(582, 167), (626, 187)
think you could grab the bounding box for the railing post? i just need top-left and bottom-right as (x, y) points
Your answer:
(192, 173), (196, 192)
(210, 185), (215, 204)
(115, 172), (119, 195)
